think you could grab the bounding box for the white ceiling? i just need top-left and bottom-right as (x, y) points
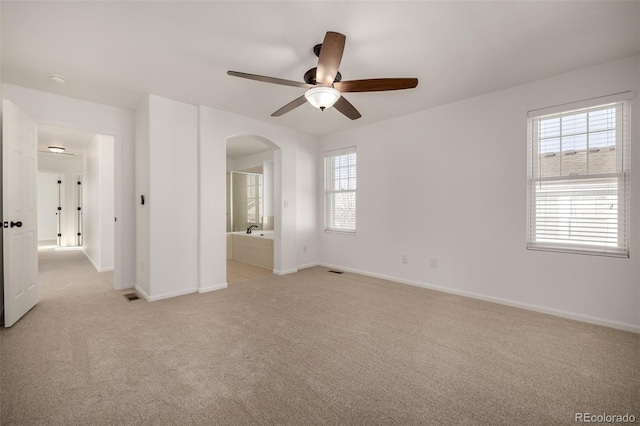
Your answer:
(2, 1), (639, 137)
(38, 124), (95, 165)
(38, 125), (95, 155)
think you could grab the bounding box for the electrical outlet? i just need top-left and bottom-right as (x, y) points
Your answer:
(430, 258), (438, 269)
(401, 254), (408, 264)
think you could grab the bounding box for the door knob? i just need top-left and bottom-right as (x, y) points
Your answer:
(10, 221), (22, 228)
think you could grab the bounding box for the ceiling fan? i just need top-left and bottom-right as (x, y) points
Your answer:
(227, 31), (418, 120)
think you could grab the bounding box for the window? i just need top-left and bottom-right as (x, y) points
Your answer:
(527, 96), (630, 257)
(324, 147), (356, 233)
(246, 173), (262, 225)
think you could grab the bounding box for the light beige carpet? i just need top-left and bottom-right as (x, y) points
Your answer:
(1, 249), (638, 425)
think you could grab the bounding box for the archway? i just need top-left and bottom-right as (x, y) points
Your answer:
(197, 106), (299, 294)
(225, 135), (277, 282)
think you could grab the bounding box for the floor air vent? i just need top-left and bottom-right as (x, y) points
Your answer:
(123, 293), (141, 301)
(328, 270), (344, 274)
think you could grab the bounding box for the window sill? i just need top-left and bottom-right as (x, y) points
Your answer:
(324, 229), (356, 235)
(527, 244), (629, 258)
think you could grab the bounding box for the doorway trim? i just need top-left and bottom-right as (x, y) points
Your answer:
(225, 133), (291, 274)
(36, 119), (124, 290)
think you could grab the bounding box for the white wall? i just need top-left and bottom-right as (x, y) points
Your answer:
(263, 159), (274, 217)
(99, 137), (114, 269)
(320, 56), (640, 332)
(83, 134), (114, 272)
(296, 132), (320, 269)
(135, 95), (198, 301)
(228, 149), (273, 172)
(1, 84), (135, 289)
(84, 136), (99, 265)
(37, 172), (60, 241)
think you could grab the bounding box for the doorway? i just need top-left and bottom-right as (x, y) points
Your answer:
(37, 125), (115, 276)
(226, 135), (275, 284)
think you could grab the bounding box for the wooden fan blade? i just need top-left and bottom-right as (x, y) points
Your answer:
(334, 78), (418, 93)
(333, 96), (361, 120)
(228, 71), (312, 89)
(271, 96), (307, 117)
(316, 32), (346, 86)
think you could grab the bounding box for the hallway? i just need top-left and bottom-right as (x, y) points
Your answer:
(38, 244), (114, 302)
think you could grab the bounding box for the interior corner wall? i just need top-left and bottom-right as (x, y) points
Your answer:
(145, 95), (198, 300)
(1, 83), (135, 289)
(319, 55), (640, 332)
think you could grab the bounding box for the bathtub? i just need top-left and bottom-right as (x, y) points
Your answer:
(231, 230), (274, 239)
(227, 230), (274, 269)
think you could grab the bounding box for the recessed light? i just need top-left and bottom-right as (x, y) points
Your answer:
(49, 74), (66, 85)
(48, 146), (66, 153)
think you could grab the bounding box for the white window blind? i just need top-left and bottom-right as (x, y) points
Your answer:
(325, 147), (356, 233)
(527, 99), (630, 257)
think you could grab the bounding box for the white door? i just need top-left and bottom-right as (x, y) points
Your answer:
(3, 100), (38, 327)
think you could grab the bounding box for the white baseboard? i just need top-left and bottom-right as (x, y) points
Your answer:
(199, 283), (228, 293)
(82, 249), (113, 273)
(134, 285), (198, 302)
(83, 249), (100, 272)
(134, 285), (151, 301)
(273, 268), (298, 275)
(297, 262), (320, 270)
(320, 263), (640, 334)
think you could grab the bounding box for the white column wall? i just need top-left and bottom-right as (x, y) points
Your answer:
(137, 95), (198, 301)
(319, 55), (640, 332)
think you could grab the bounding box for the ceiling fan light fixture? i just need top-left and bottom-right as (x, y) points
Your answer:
(304, 86), (341, 111)
(48, 146), (66, 153)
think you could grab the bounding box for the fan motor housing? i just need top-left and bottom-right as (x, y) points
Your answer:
(304, 67), (342, 86)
